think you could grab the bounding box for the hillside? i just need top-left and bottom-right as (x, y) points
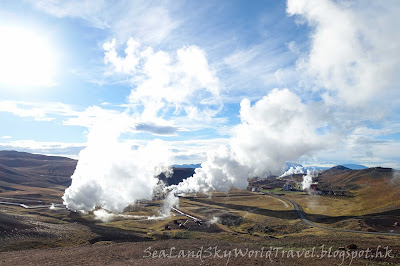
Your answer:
(341, 164), (367, 170)
(1, 150), (398, 214)
(0, 150), (195, 193)
(0, 153), (399, 261)
(316, 166), (400, 214)
(158, 167), (195, 185)
(0, 151), (77, 191)
(317, 166), (395, 190)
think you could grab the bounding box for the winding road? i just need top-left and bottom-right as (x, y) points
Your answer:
(0, 196), (64, 209)
(3, 192), (399, 237)
(273, 194), (400, 237)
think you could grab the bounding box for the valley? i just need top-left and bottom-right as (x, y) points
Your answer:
(0, 151), (400, 265)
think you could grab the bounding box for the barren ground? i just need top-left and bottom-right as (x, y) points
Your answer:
(1, 190), (400, 265)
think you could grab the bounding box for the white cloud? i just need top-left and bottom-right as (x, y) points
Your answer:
(167, 138), (230, 164)
(0, 140), (85, 159)
(61, 37), (227, 212)
(223, 47), (261, 70)
(284, 0), (400, 168)
(0, 100), (77, 121)
(30, 0), (179, 44)
(103, 38), (223, 125)
(19, 0), (400, 212)
(286, 41), (299, 55)
(113, 4), (179, 44)
(103, 38), (141, 75)
(63, 105), (183, 137)
(287, 0), (400, 110)
(221, 43), (296, 95)
(63, 105), (133, 130)
(308, 139), (400, 170)
(0, 100), (180, 136)
(134, 123), (179, 136)
(1, 136), (12, 139)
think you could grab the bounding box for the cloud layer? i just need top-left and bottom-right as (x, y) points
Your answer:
(31, 0), (179, 44)
(103, 38), (222, 123)
(287, 0), (400, 111)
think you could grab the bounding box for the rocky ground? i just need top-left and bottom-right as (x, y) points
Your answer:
(1, 236), (400, 265)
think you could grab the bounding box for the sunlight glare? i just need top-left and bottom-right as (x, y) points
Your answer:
(0, 26), (56, 88)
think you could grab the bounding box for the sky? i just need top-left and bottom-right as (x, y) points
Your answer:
(0, 0), (400, 169)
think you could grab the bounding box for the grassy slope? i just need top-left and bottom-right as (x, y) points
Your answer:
(283, 167), (400, 217)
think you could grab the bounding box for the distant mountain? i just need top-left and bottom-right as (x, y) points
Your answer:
(305, 166), (329, 171)
(341, 164), (367, 170)
(318, 165), (397, 189)
(0, 150), (77, 190)
(158, 167), (195, 186)
(319, 164), (367, 178)
(284, 162), (342, 172)
(173, 164), (201, 169)
(317, 166), (400, 214)
(0, 150), (196, 192)
(328, 165), (352, 171)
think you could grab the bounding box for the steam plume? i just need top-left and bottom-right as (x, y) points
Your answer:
(63, 38), (222, 215)
(281, 166), (305, 177)
(173, 89), (329, 194)
(63, 120), (172, 212)
(160, 192), (179, 217)
(301, 170), (314, 191)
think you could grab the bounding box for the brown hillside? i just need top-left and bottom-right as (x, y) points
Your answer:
(0, 150), (195, 192)
(318, 166), (400, 214)
(0, 151), (77, 192)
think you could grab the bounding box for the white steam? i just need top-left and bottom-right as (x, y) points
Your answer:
(172, 89), (330, 194)
(63, 119), (172, 212)
(280, 166), (305, 177)
(63, 1), (400, 215)
(93, 209), (115, 223)
(205, 216), (221, 228)
(301, 170), (317, 191)
(392, 170), (400, 182)
(209, 216), (220, 224)
(63, 38), (221, 215)
(93, 208), (149, 223)
(160, 192), (179, 217)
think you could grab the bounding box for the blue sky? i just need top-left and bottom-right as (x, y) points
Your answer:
(0, 0), (399, 169)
